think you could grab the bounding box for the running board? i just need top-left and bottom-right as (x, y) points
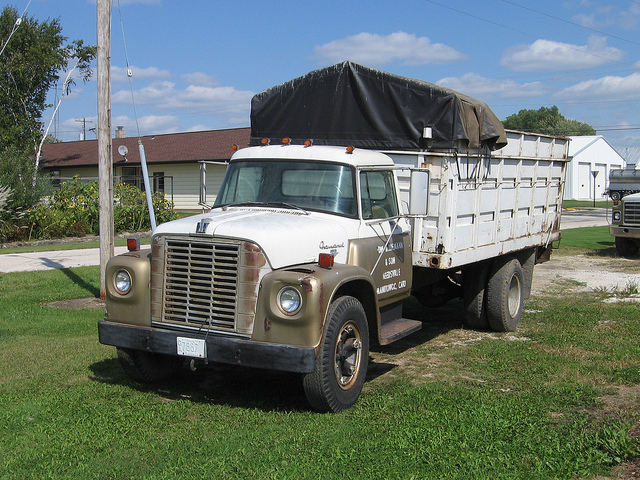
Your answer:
(379, 318), (422, 345)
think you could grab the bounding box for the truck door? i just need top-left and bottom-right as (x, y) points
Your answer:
(350, 169), (412, 306)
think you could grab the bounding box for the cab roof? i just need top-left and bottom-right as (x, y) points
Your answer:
(230, 144), (395, 168)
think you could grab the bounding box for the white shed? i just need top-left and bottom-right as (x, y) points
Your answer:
(564, 135), (625, 201)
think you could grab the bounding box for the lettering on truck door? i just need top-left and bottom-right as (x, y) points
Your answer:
(350, 170), (412, 305)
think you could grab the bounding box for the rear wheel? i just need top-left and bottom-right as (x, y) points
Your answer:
(117, 347), (183, 383)
(303, 296), (369, 413)
(615, 236), (639, 258)
(486, 258), (524, 332)
(463, 262), (490, 330)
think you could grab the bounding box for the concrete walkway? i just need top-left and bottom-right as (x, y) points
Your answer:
(0, 246), (129, 273)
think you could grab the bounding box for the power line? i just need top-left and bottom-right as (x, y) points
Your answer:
(499, 0), (640, 47)
(0, 0), (33, 58)
(422, 0), (638, 69)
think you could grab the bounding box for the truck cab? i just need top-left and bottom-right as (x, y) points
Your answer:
(100, 143), (419, 413)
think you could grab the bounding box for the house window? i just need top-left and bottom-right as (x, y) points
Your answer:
(122, 167), (142, 189)
(153, 172), (165, 194)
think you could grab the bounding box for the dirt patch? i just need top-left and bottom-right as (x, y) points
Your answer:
(47, 297), (105, 310)
(532, 254), (640, 296)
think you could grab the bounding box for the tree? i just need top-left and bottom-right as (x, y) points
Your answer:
(0, 6), (96, 154)
(503, 106), (596, 136)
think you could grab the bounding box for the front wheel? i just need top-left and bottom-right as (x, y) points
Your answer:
(117, 347), (183, 383)
(615, 236), (640, 258)
(486, 258), (524, 332)
(303, 296), (369, 413)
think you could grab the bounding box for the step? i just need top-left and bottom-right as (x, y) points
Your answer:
(379, 318), (422, 345)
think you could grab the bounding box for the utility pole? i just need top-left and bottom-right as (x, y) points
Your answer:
(75, 118), (93, 141)
(97, 0), (113, 300)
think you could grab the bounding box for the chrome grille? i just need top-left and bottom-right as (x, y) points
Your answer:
(162, 238), (240, 331)
(624, 201), (640, 226)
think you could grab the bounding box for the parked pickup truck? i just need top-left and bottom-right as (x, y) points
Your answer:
(99, 62), (570, 412)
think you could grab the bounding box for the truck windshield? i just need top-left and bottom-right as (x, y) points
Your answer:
(214, 160), (357, 217)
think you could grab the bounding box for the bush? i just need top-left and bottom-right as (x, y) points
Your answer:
(21, 178), (178, 240)
(0, 147), (50, 242)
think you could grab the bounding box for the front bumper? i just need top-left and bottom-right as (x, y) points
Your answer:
(610, 225), (640, 239)
(98, 320), (316, 374)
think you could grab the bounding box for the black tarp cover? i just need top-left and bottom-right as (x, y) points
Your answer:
(250, 61), (507, 151)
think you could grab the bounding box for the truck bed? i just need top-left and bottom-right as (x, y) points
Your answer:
(391, 131), (570, 270)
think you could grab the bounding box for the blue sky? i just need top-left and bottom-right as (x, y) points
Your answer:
(10, 0), (640, 148)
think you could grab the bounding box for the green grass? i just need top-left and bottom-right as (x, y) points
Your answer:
(557, 226), (615, 256)
(563, 199), (612, 209)
(1, 263), (639, 479)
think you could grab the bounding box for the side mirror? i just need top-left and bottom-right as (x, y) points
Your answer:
(409, 169), (429, 216)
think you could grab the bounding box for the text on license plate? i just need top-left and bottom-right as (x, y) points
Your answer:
(176, 337), (206, 358)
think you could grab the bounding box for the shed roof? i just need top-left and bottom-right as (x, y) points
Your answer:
(40, 127), (251, 169)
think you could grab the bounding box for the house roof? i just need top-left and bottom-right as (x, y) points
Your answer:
(568, 135), (625, 161)
(40, 127), (251, 169)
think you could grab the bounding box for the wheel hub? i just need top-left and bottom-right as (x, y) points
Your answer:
(334, 323), (362, 389)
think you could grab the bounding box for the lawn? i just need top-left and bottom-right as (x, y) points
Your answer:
(0, 227), (638, 479)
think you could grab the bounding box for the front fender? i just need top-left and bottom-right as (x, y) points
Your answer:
(251, 263), (377, 348)
(104, 249), (152, 326)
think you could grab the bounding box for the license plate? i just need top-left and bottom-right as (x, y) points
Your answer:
(176, 337), (206, 358)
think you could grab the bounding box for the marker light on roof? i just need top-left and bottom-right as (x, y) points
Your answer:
(304, 139), (313, 147)
(127, 238), (140, 251)
(261, 138), (270, 145)
(231, 144), (239, 151)
(318, 253), (335, 269)
(346, 145), (354, 154)
(282, 137), (291, 145)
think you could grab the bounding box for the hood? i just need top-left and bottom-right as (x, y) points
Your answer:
(154, 208), (350, 269)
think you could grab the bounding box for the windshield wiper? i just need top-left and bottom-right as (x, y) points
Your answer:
(216, 201), (309, 214)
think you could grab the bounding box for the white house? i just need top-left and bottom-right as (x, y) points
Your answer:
(564, 135), (625, 201)
(41, 127), (251, 211)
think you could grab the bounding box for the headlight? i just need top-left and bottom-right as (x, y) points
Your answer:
(277, 286), (302, 315)
(114, 269), (132, 294)
(613, 211), (621, 222)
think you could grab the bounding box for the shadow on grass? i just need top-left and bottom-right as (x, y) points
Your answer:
(89, 297), (467, 412)
(89, 357), (312, 412)
(40, 258), (100, 298)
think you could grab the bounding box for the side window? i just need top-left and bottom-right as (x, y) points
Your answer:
(360, 171), (399, 219)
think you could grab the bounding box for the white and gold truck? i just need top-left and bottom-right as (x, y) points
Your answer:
(99, 62), (570, 412)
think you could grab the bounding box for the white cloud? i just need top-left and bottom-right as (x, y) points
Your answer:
(111, 115), (180, 136)
(312, 31), (467, 66)
(501, 36), (625, 72)
(437, 73), (550, 99)
(111, 65), (171, 83)
(554, 71), (640, 101)
(180, 72), (219, 88)
(112, 80), (254, 124)
(572, 3), (640, 30)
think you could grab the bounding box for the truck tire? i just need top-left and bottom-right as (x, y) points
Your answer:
(303, 296), (369, 413)
(486, 258), (524, 332)
(615, 236), (640, 258)
(463, 262), (490, 330)
(117, 347), (183, 383)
